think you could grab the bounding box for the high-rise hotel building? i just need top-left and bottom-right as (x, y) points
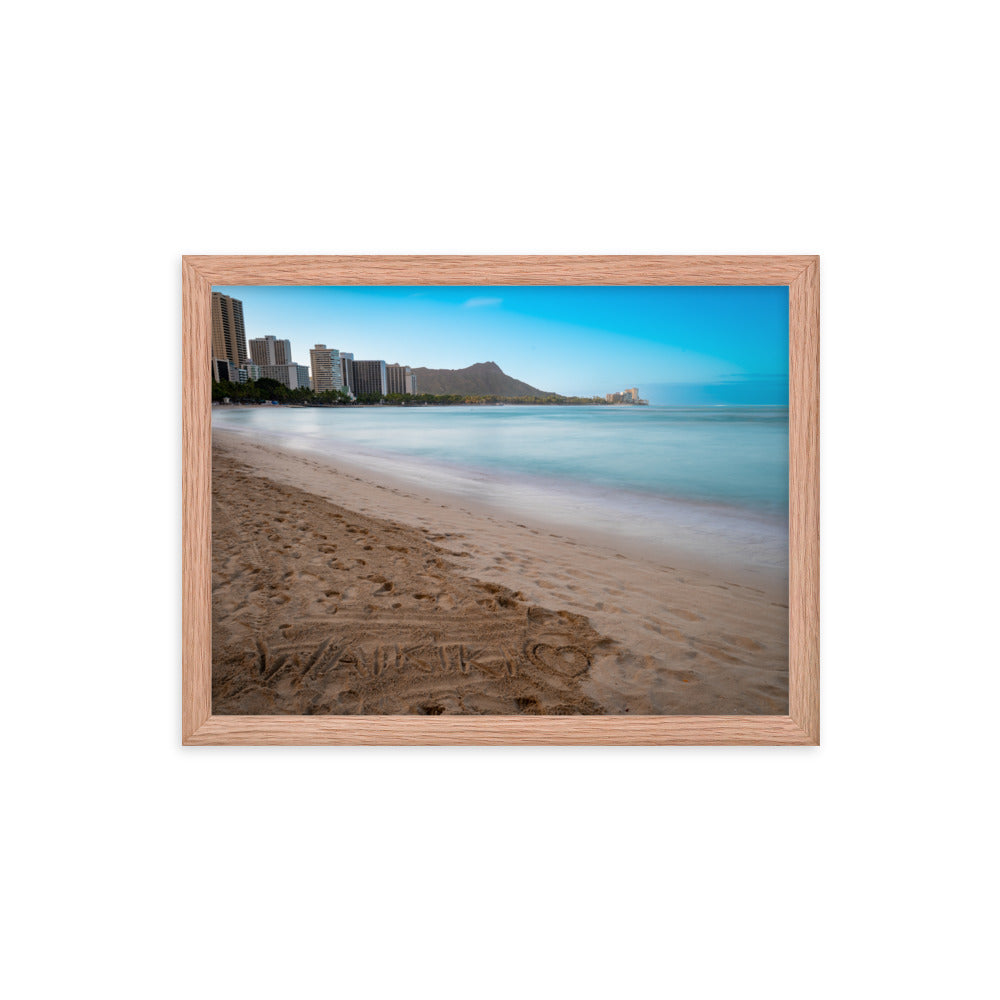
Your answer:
(386, 363), (417, 395)
(309, 345), (344, 393)
(211, 292), (248, 372)
(261, 363), (311, 390)
(212, 358), (240, 383)
(340, 352), (355, 395)
(352, 360), (388, 397)
(249, 335), (292, 367)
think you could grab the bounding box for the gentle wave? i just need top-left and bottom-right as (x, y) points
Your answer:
(213, 404), (789, 577)
(213, 404), (788, 516)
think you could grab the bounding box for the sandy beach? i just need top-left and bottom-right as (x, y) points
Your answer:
(212, 427), (788, 715)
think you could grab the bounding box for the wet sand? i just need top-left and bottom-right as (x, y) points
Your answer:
(212, 430), (788, 715)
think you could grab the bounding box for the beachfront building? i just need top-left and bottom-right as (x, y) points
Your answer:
(340, 352), (355, 396)
(352, 359), (388, 397)
(309, 345), (344, 393)
(261, 363), (311, 390)
(386, 363), (416, 395)
(211, 292), (248, 376)
(237, 363), (262, 383)
(212, 358), (240, 383)
(249, 338), (270, 365)
(249, 335), (292, 367)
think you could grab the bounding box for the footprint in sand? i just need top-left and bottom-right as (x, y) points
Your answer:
(672, 608), (704, 622)
(722, 634), (764, 651)
(690, 639), (745, 664)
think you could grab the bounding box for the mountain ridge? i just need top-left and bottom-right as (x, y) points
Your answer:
(410, 361), (560, 398)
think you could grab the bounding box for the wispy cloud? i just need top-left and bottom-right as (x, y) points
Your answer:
(462, 296), (502, 308)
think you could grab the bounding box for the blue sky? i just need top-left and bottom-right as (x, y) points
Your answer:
(212, 285), (789, 404)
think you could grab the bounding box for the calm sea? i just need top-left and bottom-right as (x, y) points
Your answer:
(213, 405), (789, 573)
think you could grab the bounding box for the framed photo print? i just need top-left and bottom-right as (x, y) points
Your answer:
(183, 255), (818, 745)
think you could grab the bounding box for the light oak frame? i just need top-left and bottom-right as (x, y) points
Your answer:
(183, 255), (819, 746)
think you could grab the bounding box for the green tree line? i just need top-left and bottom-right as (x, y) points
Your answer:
(213, 378), (609, 407)
(212, 378), (352, 405)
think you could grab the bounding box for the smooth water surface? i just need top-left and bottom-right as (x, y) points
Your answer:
(214, 404), (788, 517)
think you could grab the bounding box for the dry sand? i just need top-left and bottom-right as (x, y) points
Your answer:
(212, 429), (788, 715)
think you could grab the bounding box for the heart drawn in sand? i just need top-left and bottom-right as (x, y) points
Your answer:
(526, 642), (590, 677)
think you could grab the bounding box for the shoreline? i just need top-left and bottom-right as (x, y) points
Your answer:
(212, 430), (789, 715)
(212, 421), (788, 589)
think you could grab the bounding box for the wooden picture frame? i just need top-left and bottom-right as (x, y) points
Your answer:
(183, 255), (819, 745)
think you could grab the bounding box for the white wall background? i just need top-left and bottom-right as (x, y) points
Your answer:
(4, 2), (996, 998)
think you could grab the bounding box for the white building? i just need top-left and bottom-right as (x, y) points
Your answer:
(309, 344), (344, 393)
(261, 363), (311, 390)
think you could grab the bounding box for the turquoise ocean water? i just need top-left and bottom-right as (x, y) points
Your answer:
(213, 405), (789, 573)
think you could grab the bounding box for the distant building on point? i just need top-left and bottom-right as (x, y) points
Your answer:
(352, 359), (388, 397)
(249, 335), (292, 367)
(606, 387), (645, 404)
(211, 292), (248, 378)
(309, 345), (345, 393)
